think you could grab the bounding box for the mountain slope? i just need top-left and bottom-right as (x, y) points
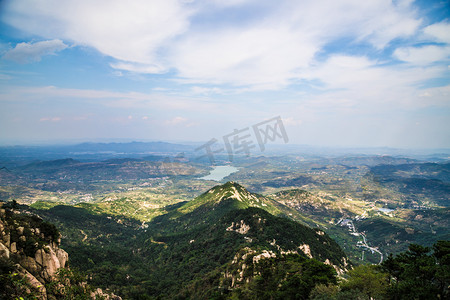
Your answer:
(139, 182), (349, 298)
(30, 182), (350, 299)
(269, 187), (450, 265)
(160, 181), (319, 228)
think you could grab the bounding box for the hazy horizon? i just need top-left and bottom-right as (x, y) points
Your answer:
(1, 1), (449, 148)
(1, 139), (450, 158)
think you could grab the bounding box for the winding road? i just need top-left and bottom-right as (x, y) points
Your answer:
(337, 218), (383, 264)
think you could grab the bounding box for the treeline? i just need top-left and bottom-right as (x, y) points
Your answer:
(311, 241), (449, 300)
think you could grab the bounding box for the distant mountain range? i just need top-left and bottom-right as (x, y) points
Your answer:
(0, 142), (449, 167)
(366, 162), (450, 207)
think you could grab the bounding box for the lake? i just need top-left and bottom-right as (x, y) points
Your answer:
(378, 207), (395, 213)
(199, 165), (239, 181)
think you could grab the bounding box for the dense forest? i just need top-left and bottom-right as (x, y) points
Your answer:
(1, 186), (449, 299)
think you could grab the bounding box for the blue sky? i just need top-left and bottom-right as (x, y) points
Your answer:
(0, 0), (449, 148)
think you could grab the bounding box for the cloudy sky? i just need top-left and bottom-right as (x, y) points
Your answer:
(0, 0), (449, 148)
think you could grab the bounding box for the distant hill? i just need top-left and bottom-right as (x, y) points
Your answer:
(365, 162), (450, 207)
(268, 187), (450, 264)
(21, 158), (80, 169)
(313, 155), (419, 167)
(0, 141), (195, 165)
(6, 158), (206, 192)
(65, 141), (193, 154)
(370, 162), (450, 182)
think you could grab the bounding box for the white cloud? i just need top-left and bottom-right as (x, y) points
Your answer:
(0, 82), (448, 147)
(297, 54), (448, 113)
(392, 21), (450, 66)
(2, 39), (67, 63)
(1, 0), (422, 88)
(171, 0), (421, 88)
(109, 62), (167, 74)
(2, 0), (193, 65)
(280, 0), (420, 49)
(190, 86), (225, 95)
(39, 117), (61, 122)
(1, 1), (448, 148)
(165, 116), (188, 126)
(309, 54), (442, 90)
(172, 26), (317, 88)
(423, 22), (450, 44)
(163, 116), (197, 127)
(0, 85), (221, 113)
(394, 45), (450, 65)
(416, 85), (450, 107)
(282, 117), (302, 126)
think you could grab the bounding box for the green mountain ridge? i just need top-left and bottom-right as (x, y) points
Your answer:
(161, 181), (320, 228)
(28, 182), (349, 299)
(148, 182), (349, 269)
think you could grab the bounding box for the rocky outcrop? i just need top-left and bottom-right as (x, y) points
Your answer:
(16, 264), (48, 299)
(35, 246), (67, 281)
(0, 204), (69, 299)
(299, 243), (313, 258)
(226, 220), (251, 234)
(0, 241), (9, 258)
(0, 203), (121, 300)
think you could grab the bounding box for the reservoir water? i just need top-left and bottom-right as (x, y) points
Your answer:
(199, 165), (239, 181)
(378, 208), (394, 213)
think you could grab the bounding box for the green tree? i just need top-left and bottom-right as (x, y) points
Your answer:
(309, 284), (369, 300)
(46, 268), (94, 299)
(340, 264), (388, 299)
(382, 241), (450, 300)
(309, 284), (339, 300)
(433, 240), (450, 299)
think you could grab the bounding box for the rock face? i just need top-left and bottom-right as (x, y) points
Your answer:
(0, 205), (69, 299)
(35, 246), (67, 281)
(226, 220), (251, 234)
(0, 241), (9, 258)
(0, 203), (121, 300)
